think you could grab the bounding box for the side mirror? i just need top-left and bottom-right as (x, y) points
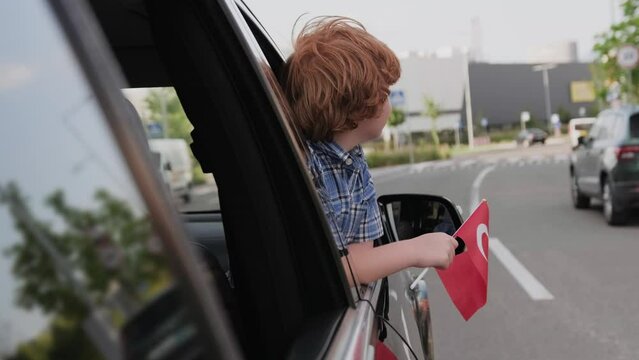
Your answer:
(378, 194), (464, 252)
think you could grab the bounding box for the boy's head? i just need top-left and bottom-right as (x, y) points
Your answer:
(281, 17), (400, 142)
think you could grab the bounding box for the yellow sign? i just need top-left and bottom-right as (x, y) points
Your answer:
(570, 81), (595, 103)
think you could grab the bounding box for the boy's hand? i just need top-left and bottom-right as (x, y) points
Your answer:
(410, 233), (459, 269)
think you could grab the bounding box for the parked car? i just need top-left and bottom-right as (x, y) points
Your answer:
(148, 138), (193, 203)
(0, 0), (465, 359)
(516, 128), (548, 146)
(570, 106), (639, 225)
(568, 117), (596, 148)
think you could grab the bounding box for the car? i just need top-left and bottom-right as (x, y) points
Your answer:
(568, 117), (596, 148)
(148, 138), (194, 203)
(516, 128), (548, 146)
(570, 106), (639, 225)
(0, 0), (465, 359)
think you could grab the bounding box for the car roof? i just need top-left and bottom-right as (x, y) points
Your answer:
(88, 0), (170, 87)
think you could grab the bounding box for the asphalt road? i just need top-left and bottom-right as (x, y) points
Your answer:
(373, 142), (639, 360)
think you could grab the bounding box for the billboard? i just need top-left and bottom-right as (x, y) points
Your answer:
(570, 81), (595, 103)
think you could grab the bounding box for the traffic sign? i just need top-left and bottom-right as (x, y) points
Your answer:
(389, 90), (405, 107)
(147, 122), (164, 139)
(617, 45), (639, 70)
(520, 111), (531, 123)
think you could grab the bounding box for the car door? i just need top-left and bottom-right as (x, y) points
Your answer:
(0, 1), (241, 359)
(588, 112), (618, 195)
(578, 113), (607, 194)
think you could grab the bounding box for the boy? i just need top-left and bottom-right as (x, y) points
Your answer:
(281, 17), (458, 285)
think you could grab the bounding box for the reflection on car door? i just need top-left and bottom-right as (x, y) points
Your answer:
(0, 1), (240, 358)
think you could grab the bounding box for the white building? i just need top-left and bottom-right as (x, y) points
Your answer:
(387, 51), (466, 136)
(527, 41), (578, 64)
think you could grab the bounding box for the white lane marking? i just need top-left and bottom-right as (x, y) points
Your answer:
(470, 165), (496, 212)
(411, 162), (430, 174)
(554, 154), (569, 163)
(506, 157), (520, 165)
(409, 268), (429, 290)
(469, 165), (554, 301)
(399, 309), (413, 360)
(491, 238), (554, 301)
(437, 160), (454, 168)
(459, 159), (477, 168)
(529, 155), (544, 165)
(375, 170), (409, 184)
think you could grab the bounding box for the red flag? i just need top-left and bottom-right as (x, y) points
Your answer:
(436, 200), (489, 321)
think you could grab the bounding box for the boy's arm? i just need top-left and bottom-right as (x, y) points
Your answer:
(341, 233), (458, 286)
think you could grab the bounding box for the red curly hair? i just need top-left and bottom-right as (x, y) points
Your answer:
(281, 17), (401, 142)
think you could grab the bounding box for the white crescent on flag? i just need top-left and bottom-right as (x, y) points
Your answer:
(476, 223), (489, 260)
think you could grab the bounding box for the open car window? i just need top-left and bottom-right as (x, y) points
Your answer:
(123, 87), (220, 213)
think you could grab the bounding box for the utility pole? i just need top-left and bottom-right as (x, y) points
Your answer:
(160, 89), (168, 138)
(463, 52), (475, 149)
(532, 63), (557, 131)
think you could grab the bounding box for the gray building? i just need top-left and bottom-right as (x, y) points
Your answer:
(466, 62), (596, 128)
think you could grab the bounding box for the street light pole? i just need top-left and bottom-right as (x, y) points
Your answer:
(532, 64), (557, 131)
(463, 52), (475, 149)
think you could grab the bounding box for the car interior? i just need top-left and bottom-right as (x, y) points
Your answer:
(87, 0), (353, 358)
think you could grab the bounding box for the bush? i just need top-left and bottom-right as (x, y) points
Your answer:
(365, 146), (450, 168)
(488, 129), (519, 143)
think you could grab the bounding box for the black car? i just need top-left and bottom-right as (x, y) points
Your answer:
(570, 106), (639, 225)
(516, 128), (548, 146)
(0, 0), (464, 359)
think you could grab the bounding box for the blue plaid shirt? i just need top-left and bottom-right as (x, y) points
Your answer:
(306, 141), (384, 249)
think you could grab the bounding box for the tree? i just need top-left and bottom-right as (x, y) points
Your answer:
(423, 96), (441, 148)
(386, 108), (406, 150)
(592, 0), (639, 103)
(144, 88), (193, 141)
(145, 88), (207, 184)
(388, 108), (406, 128)
(0, 183), (171, 359)
(556, 106), (573, 125)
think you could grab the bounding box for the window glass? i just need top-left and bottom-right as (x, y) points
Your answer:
(0, 2), (200, 358)
(123, 88), (220, 212)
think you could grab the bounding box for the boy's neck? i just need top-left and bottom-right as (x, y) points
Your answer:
(332, 131), (361, 153)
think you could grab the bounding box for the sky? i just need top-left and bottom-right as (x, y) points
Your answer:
(244, 0), (618, 63)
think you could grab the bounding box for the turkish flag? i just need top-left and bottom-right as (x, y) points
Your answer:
(436, 200), (489, 321)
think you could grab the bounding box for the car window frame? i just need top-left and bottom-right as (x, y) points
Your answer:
(47, 0), (243, 358)
(138, 0), (361, 357)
